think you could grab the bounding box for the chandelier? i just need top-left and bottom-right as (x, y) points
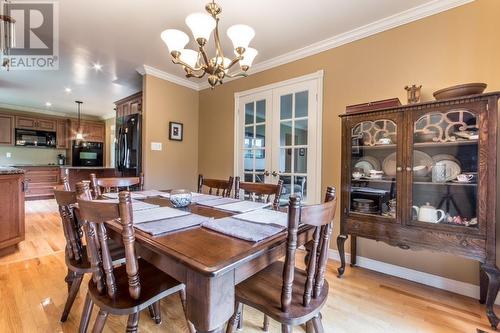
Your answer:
(0, 0), (15, 70)
(161, 1), (258, 89)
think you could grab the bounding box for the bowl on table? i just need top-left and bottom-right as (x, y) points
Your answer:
(169, 189), (192, 208)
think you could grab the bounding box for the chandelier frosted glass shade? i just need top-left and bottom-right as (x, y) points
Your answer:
(161, 29), (189, 54)
(227, 24), (255, 51)
(185, 12), (216, 43)
(179, 49), (199, 69)
(239, 48), (258, 68)
(161, 1), (257, 89)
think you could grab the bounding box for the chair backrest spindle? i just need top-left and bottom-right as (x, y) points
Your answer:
(77, 186), (141, 300)
(234, 177), (284, 210)
(198, 174), (233, 197)
(280, 186), (337, 312)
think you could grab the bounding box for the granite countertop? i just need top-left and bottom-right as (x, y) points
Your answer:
(9, 164), (68, 167)
(60, 166), (116, 169)
(0, 166), (25, 175)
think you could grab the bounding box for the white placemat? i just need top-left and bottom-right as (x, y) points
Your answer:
(196, 197), (240, 207)
(134, 214), (211, 236)
(215, 201), (272, 213)
(233, 209), (288, 227)
(133, 207), (190, 224)
(191, 193), (222, 203)
(202, 217), (284, 242)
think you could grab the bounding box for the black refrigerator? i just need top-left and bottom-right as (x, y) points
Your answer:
(116, 113), (142, 177)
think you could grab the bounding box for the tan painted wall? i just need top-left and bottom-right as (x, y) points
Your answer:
(142, 75), (199, 191)
(198, 0), (500, 285)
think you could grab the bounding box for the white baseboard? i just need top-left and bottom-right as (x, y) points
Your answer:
(328, 249), (500, 305)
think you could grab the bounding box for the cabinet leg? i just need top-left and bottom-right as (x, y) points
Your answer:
(480, 267), (488, 304)
(337, 234), (348, 278)
(350, 236), (357, 267)
(481, 264), (500, 329)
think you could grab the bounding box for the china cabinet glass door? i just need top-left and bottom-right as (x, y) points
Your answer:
(408, 108), (481, 231)
(348, 112), (403, 222)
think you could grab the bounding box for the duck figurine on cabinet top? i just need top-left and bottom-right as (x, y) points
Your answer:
(412, 202), (445, 223)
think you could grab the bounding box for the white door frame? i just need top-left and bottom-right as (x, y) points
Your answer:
(234, 70), (324, 203)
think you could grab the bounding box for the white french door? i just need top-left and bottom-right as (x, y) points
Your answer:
(235, 72), (323, 204)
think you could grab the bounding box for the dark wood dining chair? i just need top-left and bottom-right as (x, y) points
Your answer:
(227, 187), (337, 333)
(76, 184), (191, 333)
(233, 177), (284, 329)
(54, 188), (125, 324)
(89, 173), (144, 199)
(234, 177), (284, 210)
(198, 174), (234, 197)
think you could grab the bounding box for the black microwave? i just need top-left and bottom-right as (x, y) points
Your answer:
(72, 141), (103, 167)
(15, 129), (57, 148)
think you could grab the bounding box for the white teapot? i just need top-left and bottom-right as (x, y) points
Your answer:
(412, 203), (445, 223)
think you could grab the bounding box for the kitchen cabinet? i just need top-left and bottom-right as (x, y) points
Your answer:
(56, 119), (69, 149)
(0, 169), (25, 251)
(0, 114), (14, 145)
(69, 120), (105, 142)
(115, 91), (142, 118)
(15, 115), (56, 131)
(338, 92), (500, 328)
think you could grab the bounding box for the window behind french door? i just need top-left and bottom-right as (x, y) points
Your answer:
(236, 73), (322, 204)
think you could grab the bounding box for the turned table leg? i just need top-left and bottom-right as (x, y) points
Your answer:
(481, 263), (500, 329)
(337, 234), (348, 277)
(480, 266), (488, 304)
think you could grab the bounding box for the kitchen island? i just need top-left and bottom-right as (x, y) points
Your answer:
(60, 166), (119, 190)
(0, 167), (25, 252)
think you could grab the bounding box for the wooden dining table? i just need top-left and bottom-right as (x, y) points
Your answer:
(104, 196), (315, 333)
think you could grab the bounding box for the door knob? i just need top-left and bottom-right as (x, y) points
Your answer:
(264, 170), (270, 176)
(396, 167), (402, 172)
(406, 167), (412, 172)
(272, 171), (278, 177)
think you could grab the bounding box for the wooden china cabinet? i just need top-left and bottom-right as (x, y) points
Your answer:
(337, 92), (500, 328)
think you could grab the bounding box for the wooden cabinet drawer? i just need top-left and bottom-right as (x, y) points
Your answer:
(25, 185), (57, 198)
(25, 172), (59, 184)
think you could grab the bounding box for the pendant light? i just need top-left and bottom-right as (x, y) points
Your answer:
(75, 101), (84, 140)
(1, 0), (16, 70)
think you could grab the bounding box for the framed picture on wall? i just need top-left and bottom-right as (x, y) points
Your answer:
(169, 122), (183, 141)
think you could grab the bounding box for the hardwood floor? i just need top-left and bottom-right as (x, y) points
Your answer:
(0, 199), (497, 332)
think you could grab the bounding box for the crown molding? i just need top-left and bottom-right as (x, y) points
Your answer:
(197, 0), (474, 90)
(136, 65), (200, 91)
(0, 102), (76, 117)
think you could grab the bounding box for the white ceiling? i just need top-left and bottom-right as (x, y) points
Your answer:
(0, 0), (470, 117)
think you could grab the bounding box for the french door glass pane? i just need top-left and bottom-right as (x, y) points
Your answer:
(256, 100), (266, 122)
(280, 94), (293, 120)
(295, 119), (308, 145)
(295, 91), (308, 118)
(245, 102), (254, 124)
(280, 148), (292, 173)
(243, 99), (267, 183)
(280, 121), (293, 146)
(279, 90), (311, 202)
(294, 148), (307, 173)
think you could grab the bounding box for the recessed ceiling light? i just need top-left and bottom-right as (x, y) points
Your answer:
(92, 63), (102, 71)
(45, 102), (52, 107)
(64, 87), (72, 93)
